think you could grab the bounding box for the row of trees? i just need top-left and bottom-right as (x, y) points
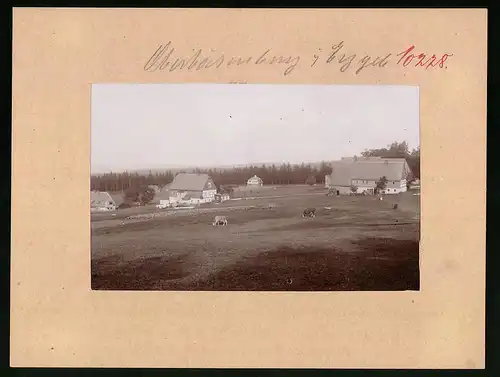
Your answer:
(361, 141), (420, 180)
(90, 141), (420, 194)
(90, 171), (175, 192)
(122, 186), (156, 206)
(91, 162), (333, 193)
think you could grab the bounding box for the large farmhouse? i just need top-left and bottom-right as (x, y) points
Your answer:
(168, 173), (217, 205)
(325, 157), (411, 195)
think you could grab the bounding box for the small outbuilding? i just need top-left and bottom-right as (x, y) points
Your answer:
(247, 175), (263, 186)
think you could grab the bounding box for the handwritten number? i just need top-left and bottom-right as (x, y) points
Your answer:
(397, 45), (452, 70)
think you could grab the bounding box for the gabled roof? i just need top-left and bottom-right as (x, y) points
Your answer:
(155, 189), (171, 201)
(248, 175), (262, 180)
(329, 157), (410, 186)
(169, 173), (211, 191)
(109, 192), (124, 206)
(90, 191), (116, 207)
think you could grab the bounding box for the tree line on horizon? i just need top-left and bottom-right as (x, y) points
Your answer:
(360, 141), (420, 179)
(90, 141), (420, 193)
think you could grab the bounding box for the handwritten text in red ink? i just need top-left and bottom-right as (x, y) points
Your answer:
(397, 45), (453, 69)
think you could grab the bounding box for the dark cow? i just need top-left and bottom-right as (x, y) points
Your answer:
(302, 208), (316, 218)
(393, 204), (398, 210)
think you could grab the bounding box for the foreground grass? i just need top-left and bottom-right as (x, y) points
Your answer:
(91, 189), (420, 291)
(91, 237), (419, 291)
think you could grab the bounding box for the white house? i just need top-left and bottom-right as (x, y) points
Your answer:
(247, 175), (263, 186)
(168, 173), (217, 205)
(325, 157), (411, 195)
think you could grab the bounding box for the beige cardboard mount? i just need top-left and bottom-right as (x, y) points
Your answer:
(11, 8), (487, 368)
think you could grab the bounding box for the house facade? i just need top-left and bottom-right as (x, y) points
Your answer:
(214, 193), (231, 203)
(324, 174), (332, 188)
(168, 173), (217, 205)
(325, 157), (411, 195)
(247, 175), (263, 186)
(90, 191), (117, 211)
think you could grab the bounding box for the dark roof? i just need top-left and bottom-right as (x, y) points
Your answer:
(329, 158), (410, 186)
(169, 173), (211, 191)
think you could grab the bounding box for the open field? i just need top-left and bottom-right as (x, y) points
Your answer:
(91, 185), (420, 291)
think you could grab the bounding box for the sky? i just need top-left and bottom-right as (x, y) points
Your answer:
(91, 84), (419, 173)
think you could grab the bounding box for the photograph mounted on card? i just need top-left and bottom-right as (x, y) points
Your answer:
(11, 8), (486, 369)
(90, 83), (421, 292)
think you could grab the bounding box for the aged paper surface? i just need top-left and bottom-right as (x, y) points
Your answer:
(11, 8), (486, 368)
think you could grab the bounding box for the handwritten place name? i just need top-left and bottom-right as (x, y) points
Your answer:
(143, 41), (453, 76)
(310, 41), (391, 75)
(144, 41), (300, 76)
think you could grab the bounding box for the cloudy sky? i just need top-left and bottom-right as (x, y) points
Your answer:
(91, 84), (419, 173)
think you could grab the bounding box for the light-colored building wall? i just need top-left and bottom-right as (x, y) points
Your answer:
(350, 178), (407, 195)
(170, 189), (217, 204)
(350, 179), (376, 194)
(351, 179), (377, 186)
(381, 179), (407, 194)
(386, 179), (406, 189)
(328, 186), (352, 195)
(325, 175), (332, 188)
(202, 189), (217, 200)
(168, 191), (185, 203)
(247, 176), (263, 186)
(355, 186), (375, 194)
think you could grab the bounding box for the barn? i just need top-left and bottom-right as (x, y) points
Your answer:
(326, 157), (412, 195)
(90, 191), (117, 211)
(168, 173), (217, 205)
(247, 175), (263, 186)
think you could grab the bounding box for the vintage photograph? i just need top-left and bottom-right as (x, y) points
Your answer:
(91, 84), (420, 291)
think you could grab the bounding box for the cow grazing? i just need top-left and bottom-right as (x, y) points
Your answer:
(393, 204), (398, 210)
(302, 208), (316, 217)
(212, 216), (228, 226)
